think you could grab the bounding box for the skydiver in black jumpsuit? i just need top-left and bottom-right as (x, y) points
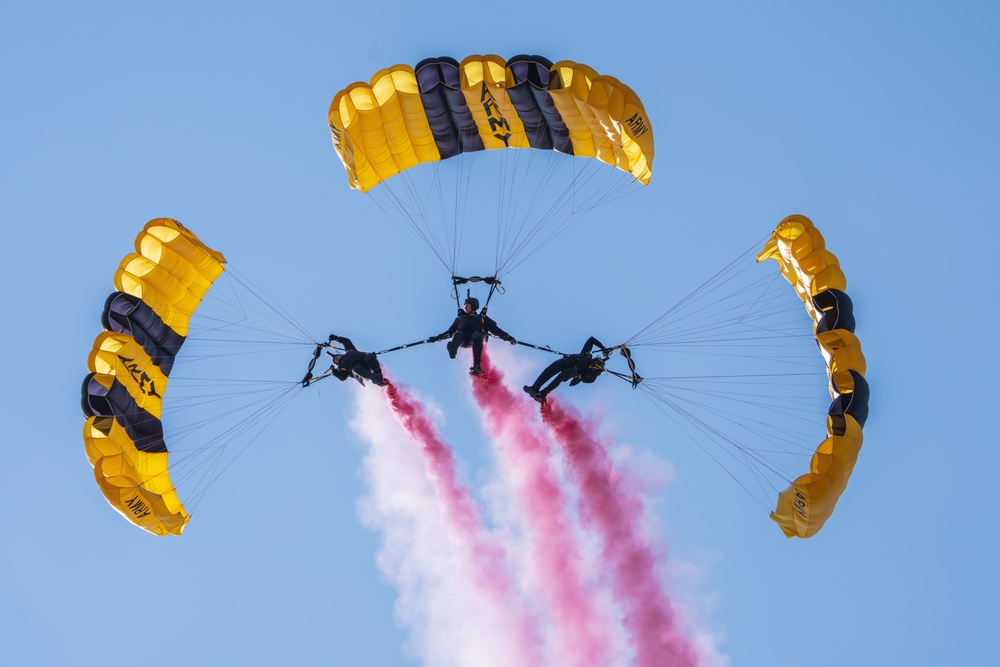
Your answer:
(426, 297), (517, 376)
(328, 335), (389, 387)
(522, 336), (609, 404)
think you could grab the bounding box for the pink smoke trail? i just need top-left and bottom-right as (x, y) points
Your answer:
(472, 351), (616, 667)
(542, 397), (700, 667)
(383, 380), (544, 667)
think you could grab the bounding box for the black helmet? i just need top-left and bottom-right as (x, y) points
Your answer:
(464, 297), (480, 310)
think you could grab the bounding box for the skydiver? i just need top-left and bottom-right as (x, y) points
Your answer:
(522, 336), (610, 404)
(327, 335), (390, 387)
(425, 297), (517, 376)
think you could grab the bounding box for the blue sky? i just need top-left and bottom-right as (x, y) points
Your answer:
(2, 2), (998, 666)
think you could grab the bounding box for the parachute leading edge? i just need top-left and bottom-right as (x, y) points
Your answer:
(82, 219), (226, 535)
(757, 215), (869, 538)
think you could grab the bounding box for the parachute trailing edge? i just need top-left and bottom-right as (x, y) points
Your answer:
(82, 219), (226, 536)
(328, 54), (654, 192)
(757, 214), (869, 538)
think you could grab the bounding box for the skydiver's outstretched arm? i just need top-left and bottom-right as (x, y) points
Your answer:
(329, 366), (351, 381)
(484, 316), (517, 344)
(426, 318), (460, 343)
(329, 335), (358, 352)
(581, 336), (608, 356)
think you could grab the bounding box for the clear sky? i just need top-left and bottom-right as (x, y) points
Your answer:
(2, 2), (997, 666)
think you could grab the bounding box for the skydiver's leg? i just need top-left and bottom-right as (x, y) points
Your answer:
(527, 358), (573, 393)
(364, 353), (386, 385)
(447, 331), (471, 359)
(470, 332), (484, 366)
(539, 367), (578, 399)
(350, 362), (376, 381)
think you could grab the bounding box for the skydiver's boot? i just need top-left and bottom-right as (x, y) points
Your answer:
(470, 364), (482, 376)
(523, 385), (539, 399)
(447, 341), (458, 359)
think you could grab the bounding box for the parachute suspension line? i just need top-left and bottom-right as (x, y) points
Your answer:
(364, 130), (474, 277)
(654, 376), (818, 479)
(494, 150), (574, 276)
(637, 375), (826, 448)
(620, 237), (823, 372)
(493, 142), (513, 275)
(368, 178), (455, 276)
(362, 150), (644, 281)
(609, 229), (838, 517)
(190, 285), (301, 347)
(637, 385), (782, 513)
(171, 266), (325, 375)
(217, 267), (315, 344)
(433, 150), (477, 274)
(641, 385), (779, 510)
(625, 235), (779, 348)
(449, 155), (472, 274)
(493, 157), (641, 278)
(163, 381), (301, 516)
(432, 161), (458, 273)
(632, 284), (821, 372)
(493, 146), (565, 273)
(631, 364), (828, 504)
(493, 149), (577, 277)
(569, 158), (642, 210)
(383, 128), (458, 272)
(163, 379), (300, 432)
(145, 256), (314, 517)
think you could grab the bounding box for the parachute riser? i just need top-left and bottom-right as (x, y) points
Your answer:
(452, 275), (504, 315)
(301, 334), (354, 386)
(602, 344), (643, 388)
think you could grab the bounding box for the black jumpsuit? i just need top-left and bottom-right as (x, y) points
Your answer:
(525, 336), (608, 399)
(429, 311), (516, 367)
(330, 336), (386, 385)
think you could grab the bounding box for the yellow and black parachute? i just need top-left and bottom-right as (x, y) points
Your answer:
(622, 214), (868, 538)
(81, 219), (226, 536)
(328, 54), (654, 279)
(757, 215), (869, 538)
(328, 54), (654, 191)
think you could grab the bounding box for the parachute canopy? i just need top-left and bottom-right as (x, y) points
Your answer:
(756, 214), (869, 538)
(328, 54), (654, 192)
(81, 219), (226, 536)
